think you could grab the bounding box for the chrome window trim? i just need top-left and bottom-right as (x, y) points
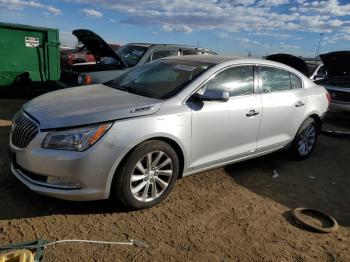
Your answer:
(256, 64), (305, 94)
(183, 63), (258, 103)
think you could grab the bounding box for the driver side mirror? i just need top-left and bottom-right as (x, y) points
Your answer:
(192, 89), (229, 102)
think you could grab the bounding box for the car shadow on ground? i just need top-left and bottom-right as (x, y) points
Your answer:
(0, 100), (349, 227)
(224, 116), (350, 228)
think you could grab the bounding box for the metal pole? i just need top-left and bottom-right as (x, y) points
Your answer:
(316, 33), (324, 57)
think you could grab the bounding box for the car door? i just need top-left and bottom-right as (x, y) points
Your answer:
(257, 66), (308, 149)
(188, 65), (262, 170)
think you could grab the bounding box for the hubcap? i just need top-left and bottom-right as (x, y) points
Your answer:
(298, 124), (316, 156)
(130, 151), (173, 202)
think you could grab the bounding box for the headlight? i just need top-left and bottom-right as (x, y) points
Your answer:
(42, 123), (112, 151)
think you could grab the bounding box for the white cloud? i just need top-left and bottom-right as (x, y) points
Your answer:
(62, 0), (350, 37)
(81, 8), (103, 18)
(217, 31), (230, 39)
(0, 0), (62, 15)
(258, 0), (289, 7)
(297, 0), (350, 17)
(162, 24), (192, 33)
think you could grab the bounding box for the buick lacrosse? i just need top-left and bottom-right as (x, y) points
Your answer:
(9, 56), (329, 209)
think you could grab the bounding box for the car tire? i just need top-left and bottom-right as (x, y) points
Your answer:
(290, 117), (319, 160)
(111, 140), (179, 210)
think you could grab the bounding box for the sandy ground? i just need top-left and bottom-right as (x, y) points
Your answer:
(0, 98), (349, 261)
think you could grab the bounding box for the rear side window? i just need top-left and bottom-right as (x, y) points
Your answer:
(318, 65), (325, 75)
(203, 66), (254, 97)
(182, 49), (203, 55)
(152, 50), (179, 61)
(259, 66), (302, 93)
(290, 73), (302, 89)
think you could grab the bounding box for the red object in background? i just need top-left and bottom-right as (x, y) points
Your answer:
(61, 44), (121, 66)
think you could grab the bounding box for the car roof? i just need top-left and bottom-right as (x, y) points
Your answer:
(126, 43), (214, 51)
(162, 55), (244, 64)
(161, 55), (312, 78)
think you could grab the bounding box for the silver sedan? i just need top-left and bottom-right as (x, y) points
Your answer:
(9, 56), (329, 209)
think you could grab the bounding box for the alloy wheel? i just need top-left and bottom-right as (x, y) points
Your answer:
(130, 150), (173, 202)
(297, 124), (316, 156)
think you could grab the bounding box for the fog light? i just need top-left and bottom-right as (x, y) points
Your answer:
(46, 176), (81, 188)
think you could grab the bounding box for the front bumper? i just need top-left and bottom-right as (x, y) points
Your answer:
(9, 127), (125, 201)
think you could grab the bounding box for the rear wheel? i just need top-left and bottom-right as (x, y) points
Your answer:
(290, 117), (319, 160)
(111, 140), (179, 209)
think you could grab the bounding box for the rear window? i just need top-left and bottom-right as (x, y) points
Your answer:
(116, 45), (148, 67)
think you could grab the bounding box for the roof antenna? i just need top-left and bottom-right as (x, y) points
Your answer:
(196, 41), (200, 49)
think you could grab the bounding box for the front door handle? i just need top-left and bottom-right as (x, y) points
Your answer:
(295, 101), (305, 107)
(246, 110), (259, 117)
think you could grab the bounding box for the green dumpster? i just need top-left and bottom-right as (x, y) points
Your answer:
(0, 22), (60, 88)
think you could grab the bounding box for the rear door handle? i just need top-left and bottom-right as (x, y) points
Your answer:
(295, 101), (305, 107)
(246, 110), (259, 117)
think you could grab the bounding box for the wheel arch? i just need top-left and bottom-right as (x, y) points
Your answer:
(105, 135), (187, 199)
(306, 113), (323, 133)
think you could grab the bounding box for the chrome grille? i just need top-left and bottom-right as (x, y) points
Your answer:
(11, 114), (39, 148)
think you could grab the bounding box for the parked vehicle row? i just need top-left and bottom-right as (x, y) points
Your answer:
(58, 29), (217, 88)
(9, 55), (329, 209)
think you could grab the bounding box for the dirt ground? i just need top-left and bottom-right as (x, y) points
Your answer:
(0, 98), (349, 262)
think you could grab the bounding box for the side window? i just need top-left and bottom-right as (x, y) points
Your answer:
(259, 67), (292, 93)
(182, 49), (202, 55)
(318, 65), (325, 75)
(203, 66), (254, 97)
(152, 50), (179, 61)
(290, 73), (302, 89)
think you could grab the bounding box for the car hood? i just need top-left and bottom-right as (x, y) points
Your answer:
(266, 53), (309, 76)
(73, 29), (126, 67)
(319, 51), (350, 78)
(23, 85), (162, 130)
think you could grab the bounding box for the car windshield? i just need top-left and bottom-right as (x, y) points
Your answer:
(105, 59), (214, 99)
(116, 45), (148, 67)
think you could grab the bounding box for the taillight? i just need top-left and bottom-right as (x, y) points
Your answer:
(84, 75), (92, 85)
(326, 92), (331, 105)
(77, 74), (92, 86)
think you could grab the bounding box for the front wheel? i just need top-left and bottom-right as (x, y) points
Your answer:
(111, 140), (179, 209)
(290, 117), (319, 160)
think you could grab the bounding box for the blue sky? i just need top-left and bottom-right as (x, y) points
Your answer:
(1, 0), (350, 57)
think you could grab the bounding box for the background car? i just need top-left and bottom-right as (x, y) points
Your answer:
(266, 53), (325, 81)
(58, 29), (217, 88)
(315, 51), (350, 116)
(9, 56), (329, 209)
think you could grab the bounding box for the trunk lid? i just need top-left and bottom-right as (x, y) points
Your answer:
(73, 29), (126, 67)
(266, 53), (309, 76)
(319, 51), (350, 78)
